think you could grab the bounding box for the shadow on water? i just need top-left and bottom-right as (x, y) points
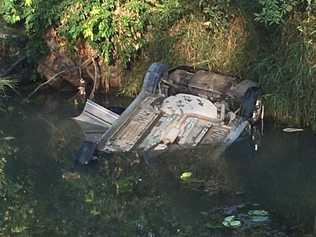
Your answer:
(0, 97), (316, 236)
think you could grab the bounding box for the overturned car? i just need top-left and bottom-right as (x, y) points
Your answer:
(74, 64), (263, 164)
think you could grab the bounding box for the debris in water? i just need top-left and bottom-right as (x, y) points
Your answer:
(282, 128), (304, 133)
(0, 136), (15, 141)
(62, 171), (81, 180)
(180, 172), (192, 181)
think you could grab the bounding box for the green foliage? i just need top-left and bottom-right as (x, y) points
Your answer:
(249, 13), (316, 127)
(1, 0), (316, 127)
(152, 0), (185, 28)
(254, 0), (296, 25)
(0, 0), (23, 24)
(0, 0), (69, 33)
(0, 0), (234, 67)
(200, 0), (233, 31)
(60, 0), (185, 66)
(254, 0), (316, 25)
(0, 0), (71, 61)
(60, 0), (116, 61)
(0, 78), (15, 94)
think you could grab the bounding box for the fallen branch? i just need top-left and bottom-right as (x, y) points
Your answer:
(25, 70), (67, 101)
(25, 58), (93, 101)
(0, 56), (26, 77)
(89, 57), (100, 99)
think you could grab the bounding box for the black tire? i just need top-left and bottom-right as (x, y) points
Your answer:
(240, 87), (263, 122)
(142, 63), (169, 94)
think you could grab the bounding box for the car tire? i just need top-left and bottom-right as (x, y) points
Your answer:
(240, 87), (263, 123)
(143, 63), (169, 94)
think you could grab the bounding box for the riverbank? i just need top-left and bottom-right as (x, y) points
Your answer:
(0, 1), (315, 128)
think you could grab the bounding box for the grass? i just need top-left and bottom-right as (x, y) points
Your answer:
(248, 15), (316, 128)
(121, 10), (316, 129)
(121, 12), (251, 96)
(1, 1), (315, 128)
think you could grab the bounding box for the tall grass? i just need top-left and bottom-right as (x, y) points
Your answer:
(249, 15), (316, 128)
(122, 8), (316, 128)
(121, 12), (251, 96)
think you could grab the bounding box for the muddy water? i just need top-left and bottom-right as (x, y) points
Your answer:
(0, 97), (315, 237)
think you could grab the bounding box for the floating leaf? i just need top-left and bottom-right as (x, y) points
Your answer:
(248, 210), (270, 223)
(230, 220), (241, 227)
(222, 220), (230, 227)
(180, 172), (192, 181)
(222, 215), (241, 228)
(224, 215), (235, 222)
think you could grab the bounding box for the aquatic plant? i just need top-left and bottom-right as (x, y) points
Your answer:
(0, 78), (15, 94)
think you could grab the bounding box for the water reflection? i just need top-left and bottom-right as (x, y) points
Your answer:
(0, 99), (315, 236)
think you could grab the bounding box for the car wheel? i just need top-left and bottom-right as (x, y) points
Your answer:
(240, 87), (263, 122)
(142, 63), (169, 94)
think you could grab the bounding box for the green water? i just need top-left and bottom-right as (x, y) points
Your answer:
(0, 97), (316, 237)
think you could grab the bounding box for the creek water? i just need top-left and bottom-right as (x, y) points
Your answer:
(0, 96), (316, 237)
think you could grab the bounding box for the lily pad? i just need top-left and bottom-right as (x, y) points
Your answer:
(180, 172), (192, 181)
(251, 215), (269, 222)
(222, 220), (230, 227)
(222, 215), (241, 228)
(224, 215), (235, 222)
(248, 210), (270, 223)
(230, 220), (241, 227)
(248, 210), (269, 216)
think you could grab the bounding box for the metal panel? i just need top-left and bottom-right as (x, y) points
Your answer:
(74, 99), (119, 128)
